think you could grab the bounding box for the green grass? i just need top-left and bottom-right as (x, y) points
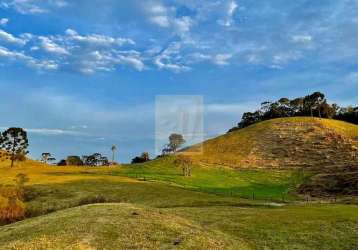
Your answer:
(0, 203), (246, 249)
(0, 161), (356, 249)
(112, 156), (308, 201)
(167, 204), (358, 250)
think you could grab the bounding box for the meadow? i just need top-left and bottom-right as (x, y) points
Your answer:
(0, 157), (357, 249)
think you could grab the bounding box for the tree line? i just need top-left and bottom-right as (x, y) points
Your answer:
(228, 91), (358, 132)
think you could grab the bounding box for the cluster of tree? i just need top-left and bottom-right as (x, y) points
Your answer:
(228, 92), (358, 132)
(0, 128), (29, 168)
(40, 153), (56, 164)
(57, 153), (109, 166)
(161, 133), (186, 155)
(82, 153), (109, 166)
(131, 152), (150, 164)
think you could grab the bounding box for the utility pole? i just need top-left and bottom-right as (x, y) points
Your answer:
(111, 145), (117, 164)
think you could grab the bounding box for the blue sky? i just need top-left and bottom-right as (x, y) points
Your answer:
(0, 0), (357, 162)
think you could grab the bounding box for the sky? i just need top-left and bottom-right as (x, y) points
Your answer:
(0, 0), (357, 162)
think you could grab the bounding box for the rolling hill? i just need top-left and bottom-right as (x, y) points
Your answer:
(0, 118), (357, 249)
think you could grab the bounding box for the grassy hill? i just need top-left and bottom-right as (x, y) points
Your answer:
(183, 117), (358, 196)
(0, 203), (244, 249)
(184, 117), (358, 169)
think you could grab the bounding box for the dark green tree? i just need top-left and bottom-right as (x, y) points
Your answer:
(131, 152), (150, 164)
(168, 134), (186, 152)
(0, 128), (29, 167)
(66, 156), (83, 166)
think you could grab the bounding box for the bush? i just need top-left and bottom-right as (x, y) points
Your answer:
(0, 173), (29, 224)
(0, 196), (25, 223)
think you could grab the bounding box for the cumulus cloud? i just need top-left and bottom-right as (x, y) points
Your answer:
(0, 29), (27, 45)
(147, 2), (194, 37)
(0, 45), (58, 70)
(39, 36), (69, 55)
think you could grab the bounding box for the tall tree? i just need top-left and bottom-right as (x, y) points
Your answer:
(168, 133), (186, 153)
(0, 128), (29, 167)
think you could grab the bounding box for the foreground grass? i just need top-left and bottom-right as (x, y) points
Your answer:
(0, 158), (357, 249)
(0, 203), (246, 249)
(1, 202), (357, 249)
(168, 204), (358, 250)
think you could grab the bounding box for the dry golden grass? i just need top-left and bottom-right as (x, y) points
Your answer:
(184, 117), (358, 168)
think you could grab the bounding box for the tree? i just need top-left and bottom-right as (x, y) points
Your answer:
(66, 156), (83, 166)
(131, 152), (150, 164)
(303, 92), (325, 117)
(174, 155), (193, 177)
(41, 153), (52, 164)
(0, 128), (29, 168)
(47, 157), (56, 164)
(83, 153), (109, 166)
(57, 159), (67, 166)
(141, 152), (150, 162)
(168, 134), (186, 153)
(111, 145), (117, 163)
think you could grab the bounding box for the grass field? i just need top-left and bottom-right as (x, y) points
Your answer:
(0, 158), (357, 249)
(115, 156), (308, 201)
(0, 117), (357, 249)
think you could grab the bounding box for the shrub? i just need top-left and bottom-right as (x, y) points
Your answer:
(0, 173), (29, 224)
(0, 195), (26, 224)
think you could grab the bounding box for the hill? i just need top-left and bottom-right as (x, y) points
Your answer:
(0, 203), (243, 249)
(183, 117), (358, 196)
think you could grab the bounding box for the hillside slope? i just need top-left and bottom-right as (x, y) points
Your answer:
(0, 203), (242, 249)
(184, 117), (358, 196)
(185, 117), (358, 169)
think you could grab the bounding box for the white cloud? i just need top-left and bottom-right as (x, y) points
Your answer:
(0, 45), (58, 70)
(292, 35), (313, 44)
(65, 28), (135, 47)
(272, 51), (302, 65)
(1, 0), (68, 14)
(0, 127), (86, 136)
(154, 42), (190, 73)
(213, 53), (233, 65)
(0, 29), (27, 45)
(39, 36), (69, 55)
(151, 15), (170, 27)
(218, 0), (238, 27)
(0, 18), (8, 26)
(173, 16), (193, 34)
(147, 3), (193, 36)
